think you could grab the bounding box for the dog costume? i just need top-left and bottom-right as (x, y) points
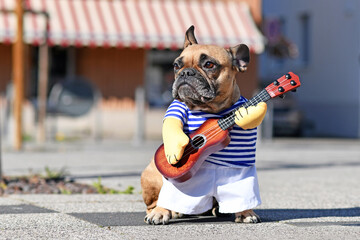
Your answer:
(157, 97), (266, 214)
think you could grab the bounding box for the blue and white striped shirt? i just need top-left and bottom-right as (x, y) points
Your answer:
(164, 97), (257, 168)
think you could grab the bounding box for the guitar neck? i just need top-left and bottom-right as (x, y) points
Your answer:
(217, 72), (300, 131)
(218, 89), (271, 130)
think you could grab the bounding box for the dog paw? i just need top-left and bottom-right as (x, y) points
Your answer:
(144, 206), (171, 225)
(171, 211), (183, 219)
(234, 209), (261, 223)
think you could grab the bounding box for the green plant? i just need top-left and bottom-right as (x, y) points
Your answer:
(92, 177), (134, 194)
(60, 188), (72, 195)
(118, 186), (134, 194)
(92, 177), (107, 194)
(22, 134), (33, 142)
(44, 166), (68, 180)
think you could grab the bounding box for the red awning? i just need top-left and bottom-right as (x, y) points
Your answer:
(0, 0), (265, 53)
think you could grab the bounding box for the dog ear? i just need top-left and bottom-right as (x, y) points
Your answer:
(228, 44), (250, 72)
(184, 25), (198, 48)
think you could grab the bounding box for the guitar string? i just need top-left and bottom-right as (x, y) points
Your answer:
(224, 80), (295, 125)
(190, 90), (269, 146)
(177, 90), (270, 160)
(177, 80), (297, 160)
(172, 89), (292, 164)
(188, 90), (268, 144)
(194, 79), (297, 147)
(170, 78), (297, 162)
(182, 89), (269, 152)
(183, 81), (292, 152)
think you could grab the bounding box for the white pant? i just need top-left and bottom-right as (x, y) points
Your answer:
(157, 161), (261, 214)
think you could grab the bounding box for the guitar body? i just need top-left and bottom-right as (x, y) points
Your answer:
(154, 119), (231, 183)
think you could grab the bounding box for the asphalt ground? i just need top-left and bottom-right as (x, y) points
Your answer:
(0, 138), (359, 239)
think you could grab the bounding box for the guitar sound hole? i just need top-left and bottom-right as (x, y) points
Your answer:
(191, 135), (206, 149)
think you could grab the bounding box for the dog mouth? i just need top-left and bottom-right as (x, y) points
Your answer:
(172, 76), (216, 105)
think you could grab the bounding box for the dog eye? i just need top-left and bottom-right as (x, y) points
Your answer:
(204, 61), (215, 69)
(173, 63), (180, 70)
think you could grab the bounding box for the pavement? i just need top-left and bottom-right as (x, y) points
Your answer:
(0, 138), (360, 239)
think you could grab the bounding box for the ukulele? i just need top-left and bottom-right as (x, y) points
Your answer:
(155, 72), (301, 183)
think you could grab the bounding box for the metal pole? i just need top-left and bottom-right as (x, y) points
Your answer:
(36, 15), (50, 144)
(133, 86), (145, 145)
(36, 40), (49, 143)
(12, 0), (25, 150)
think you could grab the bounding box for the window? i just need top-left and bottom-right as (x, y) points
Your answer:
(30, 46), (69, 98)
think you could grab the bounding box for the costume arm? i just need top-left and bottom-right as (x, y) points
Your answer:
(162, 118), (189, 165)
(234, 102), (267, 129)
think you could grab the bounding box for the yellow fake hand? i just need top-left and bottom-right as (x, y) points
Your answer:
(162, 118), (189, 165)
(234, 102), (267, 129)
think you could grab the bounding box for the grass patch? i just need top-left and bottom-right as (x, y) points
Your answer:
(92, 177), (134, 194)
(0, 167), (135, 195)
(44, 166), (68, 180)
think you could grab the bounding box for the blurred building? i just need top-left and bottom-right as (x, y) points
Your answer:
(0, 0), (265, 140)
(261, 0), (360, 138)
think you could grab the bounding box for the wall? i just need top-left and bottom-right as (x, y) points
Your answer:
(240, 0), (262, 99)
(76, 47), (146, 99)
(0, 44), (12, 93)
(236, 52), (259, 99)
(261, 0), (360, 138)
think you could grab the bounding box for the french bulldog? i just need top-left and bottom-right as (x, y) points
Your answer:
(141, 26), (266, 225)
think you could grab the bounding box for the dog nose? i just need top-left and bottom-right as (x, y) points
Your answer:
(180, 68), (196, 77)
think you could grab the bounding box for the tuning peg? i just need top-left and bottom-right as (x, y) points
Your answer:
(279, 94), (285, 99)
(291, 89), (297, 92)
(286, 73), (291, 79)
(278, 86), (285, 92)
(290, 80), (297, 86)
(273, 80), (279, 86)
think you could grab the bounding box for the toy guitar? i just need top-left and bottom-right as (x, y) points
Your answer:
(155, 72), (301, 183)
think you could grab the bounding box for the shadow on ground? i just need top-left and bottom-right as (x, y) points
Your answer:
(69, 207), (360, 226)
(256, 207), (360, 222)
(257, 161), (360, 171)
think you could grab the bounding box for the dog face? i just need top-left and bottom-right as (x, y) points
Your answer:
(172, 26), (250, 113)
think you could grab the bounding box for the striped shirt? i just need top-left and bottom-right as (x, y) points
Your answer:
(164, 97), (257, 168)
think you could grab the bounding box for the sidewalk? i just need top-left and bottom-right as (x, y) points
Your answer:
(0, 138), (359, 239)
